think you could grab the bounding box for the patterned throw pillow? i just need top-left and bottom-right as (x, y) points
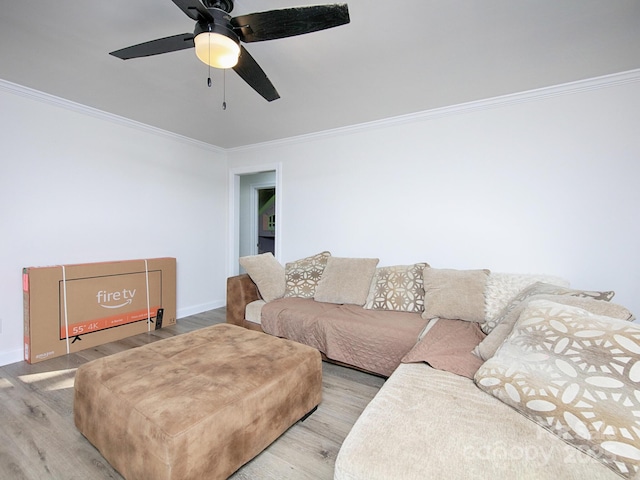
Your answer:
(364, 263), (428, 312)
(474, 294), (635, 361)
(473, 295), (635, 360)
(483, 272), (570, 324)
(284, 251), (331, 298)
(475, 299), (640, 479)
(481, 281), (614, 334)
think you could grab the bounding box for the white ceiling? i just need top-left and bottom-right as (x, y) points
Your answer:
(1, 0), (640, 149)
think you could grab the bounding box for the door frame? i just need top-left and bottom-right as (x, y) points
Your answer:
(228, 163), (282, 276)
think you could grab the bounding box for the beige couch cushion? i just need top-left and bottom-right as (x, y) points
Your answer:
(314, 257), (379, 305)
(422, 268), (489, 322)
(475, 299), (640, 479)
(335, 363), (618, 480)
(244, 299), (266, 324)
(239, 252), (285, 302)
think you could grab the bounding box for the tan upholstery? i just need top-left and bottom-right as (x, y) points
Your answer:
(74, 324), (322, 480)
(226, 274), (262, 330)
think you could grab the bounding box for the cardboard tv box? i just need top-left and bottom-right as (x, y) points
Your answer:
(23, 257), (176, 364)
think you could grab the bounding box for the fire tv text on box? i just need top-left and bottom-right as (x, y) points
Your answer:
(58, 270), (163, 340)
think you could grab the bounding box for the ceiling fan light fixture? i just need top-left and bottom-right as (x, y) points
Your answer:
(194, 31), (240, 69)
(110, 2), (350, 101)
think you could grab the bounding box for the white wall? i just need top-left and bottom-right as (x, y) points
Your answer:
(2, 72), (638, 367)
(0, 84), (228, 366)
(228, 74), (640, 318)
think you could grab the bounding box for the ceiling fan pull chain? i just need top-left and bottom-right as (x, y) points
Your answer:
(207, 24), (212, 87)
(222, 69), (227, 110)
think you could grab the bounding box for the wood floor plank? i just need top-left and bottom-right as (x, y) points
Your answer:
(230, 449), (319, 480)
(0, 307), (383, 479)
(0, 369), (119, 479)
(0, 427), (40, 480)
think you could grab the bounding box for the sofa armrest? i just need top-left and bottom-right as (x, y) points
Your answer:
(226, 274), (260, 326)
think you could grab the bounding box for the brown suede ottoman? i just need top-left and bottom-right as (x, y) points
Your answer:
(74, 323), (322, 480)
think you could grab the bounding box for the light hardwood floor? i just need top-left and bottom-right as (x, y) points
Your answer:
(0, 308), (385, 479)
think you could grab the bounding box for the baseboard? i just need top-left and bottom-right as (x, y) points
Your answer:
(0, 348), (25, 367)
(177, 300), (225, 319)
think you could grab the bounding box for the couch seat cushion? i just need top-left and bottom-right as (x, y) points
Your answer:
(335, 363), (619, 480)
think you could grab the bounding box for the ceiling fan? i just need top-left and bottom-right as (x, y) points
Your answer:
(110, 0), (350, 102)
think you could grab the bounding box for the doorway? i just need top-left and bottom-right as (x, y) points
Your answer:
(257, 187), (276, 255)
(229, 166), (281, 276)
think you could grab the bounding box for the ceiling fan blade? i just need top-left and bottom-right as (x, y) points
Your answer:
(231, 4), (350, 43)
(171, 0), (213, 22)
(232, 46), (280, 102)
(110, 33), (195, 59)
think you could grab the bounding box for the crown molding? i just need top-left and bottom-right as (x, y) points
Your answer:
(3, 68), (639, 154)
(0, 79), (225, 154)
(229, 68), (640, 153)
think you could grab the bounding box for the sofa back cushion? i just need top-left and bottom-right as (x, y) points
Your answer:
(239, 252), (285, 302)
(421, 268), (490, 323)
(314, 257), (379, 305)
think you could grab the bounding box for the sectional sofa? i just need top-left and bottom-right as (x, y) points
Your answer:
(226, 251), (639, 479)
